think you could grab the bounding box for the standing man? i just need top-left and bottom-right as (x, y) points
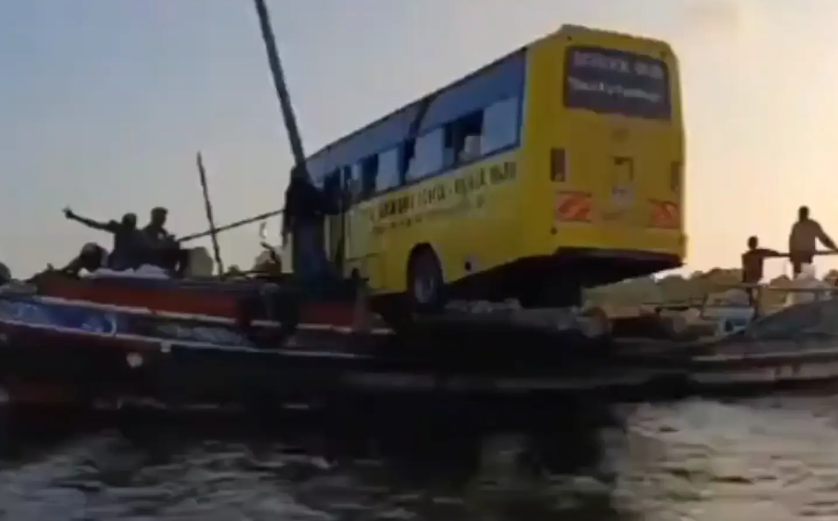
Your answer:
(789, 206), (837, 276)
(282, 167), (336, 282)
(741, 235), (781, 305)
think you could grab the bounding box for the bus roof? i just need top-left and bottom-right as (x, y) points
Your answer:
(559, 24), (672, 49)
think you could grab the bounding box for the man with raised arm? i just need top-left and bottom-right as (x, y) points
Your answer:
(789, 206), (838, 277)
(63, 208), (144, 270)
(741, 235), (781, 305)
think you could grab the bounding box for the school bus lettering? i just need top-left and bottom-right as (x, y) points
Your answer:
(378, 195), (413, 219)
(466, 169), (487, 192)
(455, 161), (515, 196)
(417, 185), (446, 207)
(397, 195), (412, 214)
(377, 200), (394, 219)
(489, 162), (516, 184)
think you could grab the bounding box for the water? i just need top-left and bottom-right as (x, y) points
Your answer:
(2, 396), (838, 520)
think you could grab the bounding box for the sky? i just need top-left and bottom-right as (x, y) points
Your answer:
(1, 0), (838, 279)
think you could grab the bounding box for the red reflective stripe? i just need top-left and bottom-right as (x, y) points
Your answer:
(555, 191), (592, 222)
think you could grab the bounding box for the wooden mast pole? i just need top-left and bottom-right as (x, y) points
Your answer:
(253, 0), (308, 174)
(196, 152), (225, 274)
(253, 0), (314, 271)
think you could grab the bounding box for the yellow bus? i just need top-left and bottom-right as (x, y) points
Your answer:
(306, 24), (685, 310)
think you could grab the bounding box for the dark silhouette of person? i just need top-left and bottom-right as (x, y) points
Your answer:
(142, 207), (188, 275)
(59, 242), (109, 276)
(789, 205), (837, 276)
(142, 207), (173, 246)
(282, 169), (337, 282)
(0, 262), (10, 285)
(63, 208), (144, 270)
(741, 236), (780, 305)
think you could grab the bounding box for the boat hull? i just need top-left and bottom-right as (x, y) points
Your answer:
(34, 273), (369, 330)
(7, 278), (838, 419)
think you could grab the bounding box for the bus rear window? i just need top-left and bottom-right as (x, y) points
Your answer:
(563, 46), (671, 120)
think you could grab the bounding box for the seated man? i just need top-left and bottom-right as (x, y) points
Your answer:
(154, 243), (190, 276)
(141, 207), (190, 275)
(58, 243), (109, 277)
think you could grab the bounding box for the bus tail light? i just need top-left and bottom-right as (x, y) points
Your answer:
(550, 148), (567, 182)
(670, 161), (682, 193)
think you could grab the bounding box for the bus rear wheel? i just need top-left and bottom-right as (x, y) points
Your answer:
(407, 247), (445, 313)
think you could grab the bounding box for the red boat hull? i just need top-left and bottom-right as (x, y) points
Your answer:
(36, 275), (362, 329)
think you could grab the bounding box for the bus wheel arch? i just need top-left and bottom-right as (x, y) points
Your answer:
(407, 244), (445, 313)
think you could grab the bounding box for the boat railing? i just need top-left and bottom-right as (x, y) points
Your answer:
(646, 279), (838, 333)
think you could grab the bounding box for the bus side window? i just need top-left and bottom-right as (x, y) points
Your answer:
(407, 129), (444, 182)
(481, 97), (520, 154)
(323, 169), (341, 211)
(445, 110), (484, 167)
(376, 148), (400, 193)
(341, 166), (354, 207)
(400, 139), (416, 180)
(348, 163), (364, 204)
(360, 155), (379, 199)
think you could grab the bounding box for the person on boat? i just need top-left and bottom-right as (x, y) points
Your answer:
(789, 205), (837, 276)
(0, 262), (11, 285)
(141, 207), (187, 275)
(63, 208), (144, 270)
(58, 242), (109, 276)
(282, 169), (337, 282)
(142, 207), (173, 245)
(741, 236), (781, 304)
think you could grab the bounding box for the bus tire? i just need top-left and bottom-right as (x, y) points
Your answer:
(407, 247), (445, 313)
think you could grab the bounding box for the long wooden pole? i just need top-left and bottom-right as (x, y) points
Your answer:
(253, 0), (308, 176)
(177, 209), (283, 244)
(196, 152), (225, 274)
(253, 0), (316, 270)
(183, 4), (321, 263)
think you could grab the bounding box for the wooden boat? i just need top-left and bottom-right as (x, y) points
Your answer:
(0, 271), (385, 414)
(0, 287), (690, 414)
(28, 269), (392, 337)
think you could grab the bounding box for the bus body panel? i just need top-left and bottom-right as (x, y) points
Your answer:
(352, 150), (523, 295)
(523, 28), (685, 283)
